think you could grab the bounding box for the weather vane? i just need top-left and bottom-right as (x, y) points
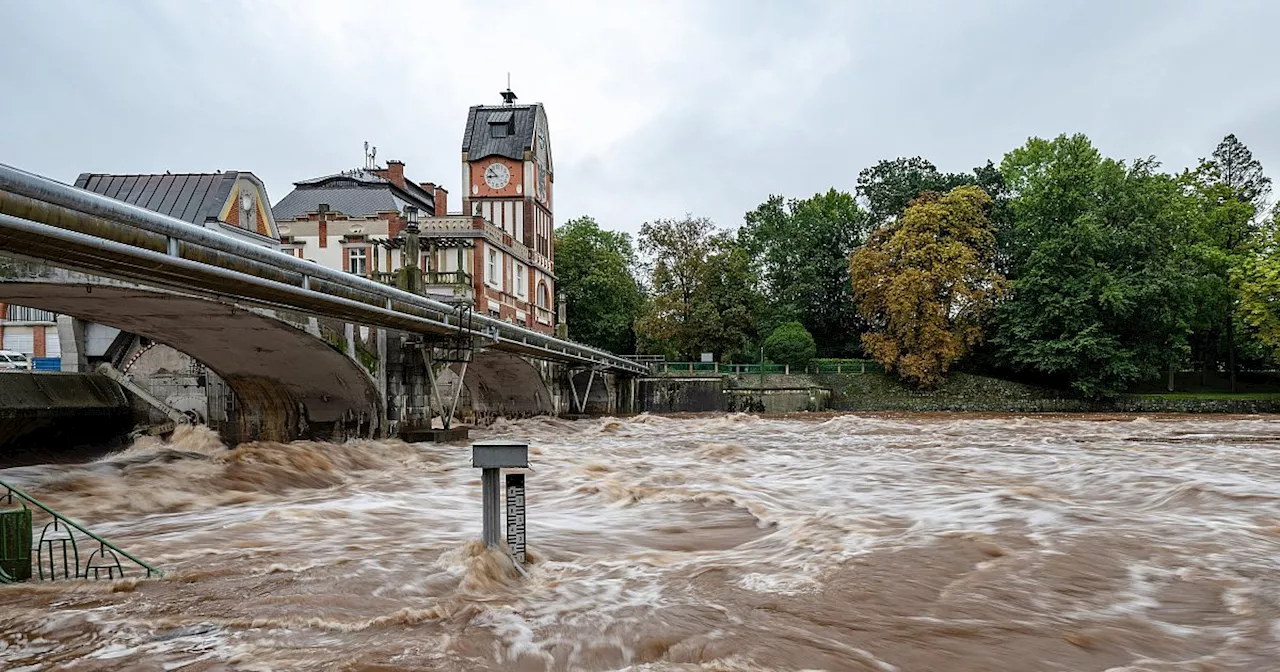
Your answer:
(501, 73), (518, 105)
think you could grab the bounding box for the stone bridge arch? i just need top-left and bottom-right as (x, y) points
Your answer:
(0, 267), (382, 443)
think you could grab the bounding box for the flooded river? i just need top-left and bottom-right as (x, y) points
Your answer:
(1, 413), (1279, 671)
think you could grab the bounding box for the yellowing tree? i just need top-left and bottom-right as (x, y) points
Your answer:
(849, 185), (1005, 387)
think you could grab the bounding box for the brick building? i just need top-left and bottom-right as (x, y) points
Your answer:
(271, 89), (559, 332)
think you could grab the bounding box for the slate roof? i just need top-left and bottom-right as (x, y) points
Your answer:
(462, 103), (547, 163)
(74, 172), (244, 225)
(271, 170), (434, 221)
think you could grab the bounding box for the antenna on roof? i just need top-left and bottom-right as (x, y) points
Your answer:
(364, 141), (378, 170)
(501, 73), (518, 105)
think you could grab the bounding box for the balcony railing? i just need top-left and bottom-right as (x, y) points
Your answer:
(425, 270), (472, 286)
(370, 269), (473, 288)
(416, 216), (554, 273)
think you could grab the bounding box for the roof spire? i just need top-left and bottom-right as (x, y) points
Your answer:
(500, 73), (517, 105)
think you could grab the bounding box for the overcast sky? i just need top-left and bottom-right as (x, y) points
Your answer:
(3, 1), (1279, 237)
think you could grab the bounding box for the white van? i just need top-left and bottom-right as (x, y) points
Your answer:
(0, 351), (31, 370)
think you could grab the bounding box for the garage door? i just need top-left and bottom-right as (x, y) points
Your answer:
(3, 328), (34, 355)
(44, 326), (60, 358)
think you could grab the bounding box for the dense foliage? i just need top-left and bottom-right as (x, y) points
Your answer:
(553, 216), (645, 354)
(763, 322), (817, 367)
(740, 189), (867, 356)
(850, 186), (1004, 387)
(632, 216), (765, 361)
(553, 131), (1280, 398)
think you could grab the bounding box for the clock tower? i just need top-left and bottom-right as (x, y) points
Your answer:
(461, 88), (554, 259)
(460, 88), (557, 327)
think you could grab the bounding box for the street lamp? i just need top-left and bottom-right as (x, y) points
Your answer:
(404, 205), (421, 273)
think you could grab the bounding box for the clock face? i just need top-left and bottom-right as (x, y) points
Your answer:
(484, 162), (510, 190)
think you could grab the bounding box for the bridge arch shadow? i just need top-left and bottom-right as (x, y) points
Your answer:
(460, 351), (553, 422)
(0, 277), (381, 443)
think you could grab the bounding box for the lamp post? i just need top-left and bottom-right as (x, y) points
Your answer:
(404, 205), (420, 272)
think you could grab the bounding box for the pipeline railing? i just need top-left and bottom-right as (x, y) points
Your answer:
(0, 478), (162, 582)
(0, 162), (647, 376)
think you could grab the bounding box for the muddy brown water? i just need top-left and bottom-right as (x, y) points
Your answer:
(1, 413), (1278, 671)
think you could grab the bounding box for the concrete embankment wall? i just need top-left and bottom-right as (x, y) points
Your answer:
(0, 372), (133, 457)
(645, 370), (1280, 414)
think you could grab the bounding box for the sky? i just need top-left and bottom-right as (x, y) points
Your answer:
(3, 0), (1280, 238)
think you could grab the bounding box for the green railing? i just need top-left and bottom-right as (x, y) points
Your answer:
(653, 360), (882, 375)
(0, 478), (162, 583)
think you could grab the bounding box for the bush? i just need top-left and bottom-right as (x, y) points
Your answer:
(763, 322), (817, 367)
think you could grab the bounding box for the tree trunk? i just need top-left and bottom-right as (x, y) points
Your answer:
(1227, 312), (1237, 393)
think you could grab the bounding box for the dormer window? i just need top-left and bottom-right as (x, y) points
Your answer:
(488, 111), (514, 138)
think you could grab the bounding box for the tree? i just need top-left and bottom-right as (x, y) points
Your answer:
(849, 185), (1005, 388)
(855, 157), (972, 226)
(635, 216), (765, 361)
(553, 216), (646, 354)
(993, 134), (1198, 398)
(763, 322), (817, 367)
(739, 189), (868, 356)
(1211, 134), (1272, 212)
(1234, 207), (1280, 364)
(1180, 134), (1272, 390)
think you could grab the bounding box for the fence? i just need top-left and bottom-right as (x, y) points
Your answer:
(653, 359), (883, 375)
(0, 478), (162, 583)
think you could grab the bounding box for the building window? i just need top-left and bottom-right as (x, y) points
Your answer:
(487, 248), (500, 287)
(488, 112), (514, 139)
(514, 262), (526, 300)
(537, 281), (549, 309)
(5, 305), (56, 322)
(347, 247), (367, 276)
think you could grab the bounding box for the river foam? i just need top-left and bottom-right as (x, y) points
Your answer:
(1, 413), (1278, 670)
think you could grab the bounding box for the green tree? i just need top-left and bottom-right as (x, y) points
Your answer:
(994, 134), (1198, 398)
(855, 157), (973, 226)
(1235, 209), (1280, 363)
(635, 216), (765, 361)
(849, 185), (1005, 388)
(763, 321), (817, 367)
(739, 189), (868, 356)
(553, 216), (646, 354)
(1180, 134), (1272, 390)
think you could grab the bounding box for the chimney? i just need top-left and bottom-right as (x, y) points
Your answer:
(378, 160), (406, 189)
(422, 182), (447, 217)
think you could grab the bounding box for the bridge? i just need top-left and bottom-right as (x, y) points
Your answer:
(0, 162), (644, 442)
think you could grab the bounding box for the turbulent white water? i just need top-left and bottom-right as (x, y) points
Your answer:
(1, 413), (1279, 671)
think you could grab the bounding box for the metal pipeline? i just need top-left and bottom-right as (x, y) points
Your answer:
(0, 212), (624, 367)
(0, 163), (645, 373)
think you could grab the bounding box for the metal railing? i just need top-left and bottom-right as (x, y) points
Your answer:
(0, 162), (646, 375)
(0, 478), (162, 583)
(653, 360), (883, 375)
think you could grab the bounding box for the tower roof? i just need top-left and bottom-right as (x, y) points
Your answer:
(461, 103), (552, 171)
